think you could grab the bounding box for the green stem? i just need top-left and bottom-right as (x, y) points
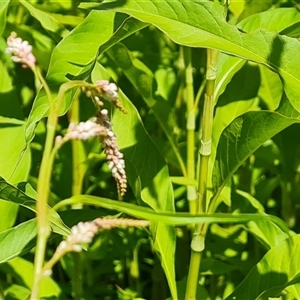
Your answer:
(69, 93), (86, 299)
(31, 80), (87, 299)
(31, 104), (57, 300)
(185, 49), (219, 300)
(183, 47), (197, 214)
(72, 253), (83, 300)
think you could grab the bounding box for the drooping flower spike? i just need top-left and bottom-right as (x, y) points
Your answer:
(42, 217), (149, 276)
(82, 80), (127, 114)
(6, 32), (36, 69)
(56, 109), (127, 196)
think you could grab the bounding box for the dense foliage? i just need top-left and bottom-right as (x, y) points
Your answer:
(1, 0), (300, 299)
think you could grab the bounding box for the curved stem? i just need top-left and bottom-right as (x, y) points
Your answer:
(31, 80), (87, 299)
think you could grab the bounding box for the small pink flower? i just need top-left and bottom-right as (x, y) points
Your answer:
(98, 109), (127, 196)
(6, 32), (36, 68)
(65, 118), (106, 141)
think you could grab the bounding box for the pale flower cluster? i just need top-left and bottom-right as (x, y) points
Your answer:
(98, 109), (127, 196)
(6, 32), (36, 68)
(65, 118), (106, 141)
(57, 218), (149, 253)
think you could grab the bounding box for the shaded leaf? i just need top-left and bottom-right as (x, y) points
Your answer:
(226, 234), (300, 300)
(212, 110), (300, 203)
(0, 219), (36, 264)
(0, 179), (70, 236)
(107, 43), (185, 175)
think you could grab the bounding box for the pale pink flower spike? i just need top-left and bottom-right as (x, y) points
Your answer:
(6, 32), (36, 68)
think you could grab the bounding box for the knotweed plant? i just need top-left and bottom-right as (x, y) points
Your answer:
(3, 1), (300, 300)
(5, 32), (135, 299)
(42, 218), (149, 277)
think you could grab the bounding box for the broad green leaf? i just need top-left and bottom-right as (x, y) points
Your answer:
(4, 284), (30, 300)
(0, 116), (30, 231)
(0, 0), (10, 36)
(0, 179), (70, 236)
(0, 117), (30, 232)
(214, 54), (246, 100)
(258, 65), (283, 110)
(55, 195), (289, 233)
(0, 117), (30, 182)
(209, 64), (260, 206)
(83, 0), (300, 113)
(20, 1), (69, 40)
(0, 219), (36, 264)
(25, 11), (145, 143)
(237, 0), (273, 22)
(212, 110), (300, 204)
(92, 63), (178, 299)
(234, 190), (291, 249)
(107, 43), (185, 175)
(8, 257), (61, 297)
(238, 8), (300, 37)
(94, 66), (177, 295)
(226, 234), (300, 300)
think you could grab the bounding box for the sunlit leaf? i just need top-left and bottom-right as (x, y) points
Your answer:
(0, 219), (36, 264)
(20, 1), (69, 40)
(0, 0), (10, 36)
(25, 11), (145, 143)
(238, 7), (300, 37)
(226, 234), (300, 299)
(82, 0), (300, 112)
(7, 257), (61, 297)
(92, 63), (178, 299)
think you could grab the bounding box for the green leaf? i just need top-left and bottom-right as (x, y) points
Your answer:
(0, 117), (31, 182)
(83, 0), (300, 113)
(215, 54), (246, 100)
(0, 219), (36, 264)
(238, 7), (300, 37)
(0, 0), (10, 36)
(237, 0), (273, 22)
(226, 234), (300, 300)
(7, 257), (61, 297)
(25, 11), (145, 143)
(55, 195), (289, 233)
(233, 190), (291, 250)
(212, 110), (300, 203)
(107, 43), (185, 175)
(0, 117), (31, 232)
(258, 65), (283, 110)
(100, 66), (178, 298)
(92, 63), (178, 297)
(0, 179), (70, 236)
(20, 1), (69, 40)
(4, 284), (30, 300)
